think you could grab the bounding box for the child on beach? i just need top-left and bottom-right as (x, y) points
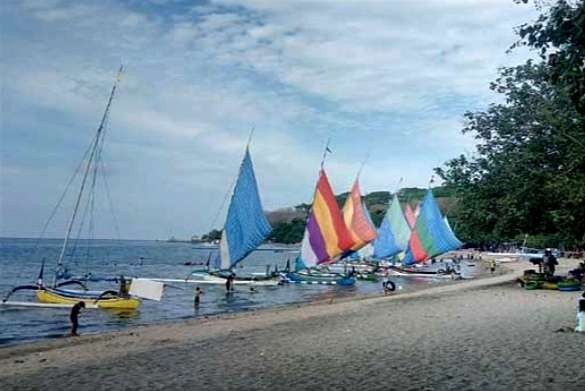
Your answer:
(489, 259), (497, 274)
(194, 287), (203, 307)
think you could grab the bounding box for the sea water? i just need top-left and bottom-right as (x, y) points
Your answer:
(0, 238), (449, 346)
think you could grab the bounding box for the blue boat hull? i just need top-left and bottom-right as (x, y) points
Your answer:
(282, 272), (355, 286)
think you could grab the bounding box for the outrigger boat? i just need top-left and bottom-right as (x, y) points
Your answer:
(282, 145), (372, 286)
(369, 187), (464, 278)
(2, 68), (142, 310)
(398, 189), (463, 276)
(187, 135), (280, 286)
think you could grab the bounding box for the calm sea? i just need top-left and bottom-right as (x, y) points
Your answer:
(0, 238), (450, 346)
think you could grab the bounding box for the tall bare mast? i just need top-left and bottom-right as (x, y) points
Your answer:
(56, 66), (123, 266)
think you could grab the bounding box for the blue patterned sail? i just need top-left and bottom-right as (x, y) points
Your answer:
(219, 148), (272, 269)
(373, 194), (411, 259)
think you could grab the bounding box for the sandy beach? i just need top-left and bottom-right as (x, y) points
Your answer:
(1, 259), (583, 390)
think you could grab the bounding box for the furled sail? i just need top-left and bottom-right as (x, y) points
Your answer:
(219, 148), (272, 270)
(403, 190), (462, 265)
(373, 194), (411, 259)
(300, 169), (355, 268)
(342, 180), (377, 252)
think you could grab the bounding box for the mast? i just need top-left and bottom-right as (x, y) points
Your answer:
(56, 66), (123, 267)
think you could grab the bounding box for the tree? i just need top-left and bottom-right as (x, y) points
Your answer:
(514, 0), (585, 114)
(437, 0), (585, 249)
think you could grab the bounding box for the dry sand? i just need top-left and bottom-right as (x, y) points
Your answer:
(1, 259), (583, 390)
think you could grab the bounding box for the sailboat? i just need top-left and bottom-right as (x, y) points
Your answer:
(372, 193), (411, 261)
(2, 67), (141, 309)
(187, 142), (279, 286)
(325, 179), (379, 280)
(390, 189), (463, 277)
(404, 203), (417, 229)
(281, 158), (357, 285)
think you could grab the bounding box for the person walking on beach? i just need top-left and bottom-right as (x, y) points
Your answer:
(70, 301), (85, 337)
(194, 287), (203, 307)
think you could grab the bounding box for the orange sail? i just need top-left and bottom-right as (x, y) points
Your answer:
(342, 180), (378, 251)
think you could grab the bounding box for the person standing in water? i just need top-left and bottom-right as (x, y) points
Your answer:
(194, 287), (203, 307)
(70, 301), (85, 336)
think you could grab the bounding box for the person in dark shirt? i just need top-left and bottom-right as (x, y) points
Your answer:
(543, 249), (558, 277)
(119, 275), (129, 298)
(70, 301), (85, 336)
(194, 287), (203, 307)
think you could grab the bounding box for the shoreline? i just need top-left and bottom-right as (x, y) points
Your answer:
(0, 262), (522, 357)
(1, 259), (582, 390)
(0, 259), (507, 351)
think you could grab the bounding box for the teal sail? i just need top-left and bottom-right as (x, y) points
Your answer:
(218, 148), (272, 269)
(373, 194), (411, 258)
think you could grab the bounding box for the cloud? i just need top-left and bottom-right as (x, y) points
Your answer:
(0, 0), (539, 238)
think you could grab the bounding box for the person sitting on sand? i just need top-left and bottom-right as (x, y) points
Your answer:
(194, 287), (203, 307)
(569, 262), (585, 281)
(70, 301), (85, 337)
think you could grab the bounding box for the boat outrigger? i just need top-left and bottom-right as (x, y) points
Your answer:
(2, 67), (142, 310)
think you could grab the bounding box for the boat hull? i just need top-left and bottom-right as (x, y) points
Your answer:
(37, 289), (141, 309)
(188, 273), (280, 286)
(387, 266), (456, 279)
(282, 272), (356, 286)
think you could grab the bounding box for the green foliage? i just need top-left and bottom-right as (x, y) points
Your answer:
(201, 229), (222, 242)
(514, 0), (585, 114)
(437, 0), (585, 249)
(269, 218), (306, 244)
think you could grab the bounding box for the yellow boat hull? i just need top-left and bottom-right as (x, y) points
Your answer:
(36, 290), (141, 310)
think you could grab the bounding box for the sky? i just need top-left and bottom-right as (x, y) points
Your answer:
(0, 0), (539, 240)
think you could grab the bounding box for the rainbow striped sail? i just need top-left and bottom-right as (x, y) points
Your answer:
(403, 190), (462, 265)
(373, 194), (411, 259)
(342, 180), (377, 251)
(300, 170), (355, 268)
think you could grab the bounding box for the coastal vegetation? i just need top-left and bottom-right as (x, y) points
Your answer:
(436, 0), (585, 249)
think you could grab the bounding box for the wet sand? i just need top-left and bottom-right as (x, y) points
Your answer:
(1, 259), (583, 390)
